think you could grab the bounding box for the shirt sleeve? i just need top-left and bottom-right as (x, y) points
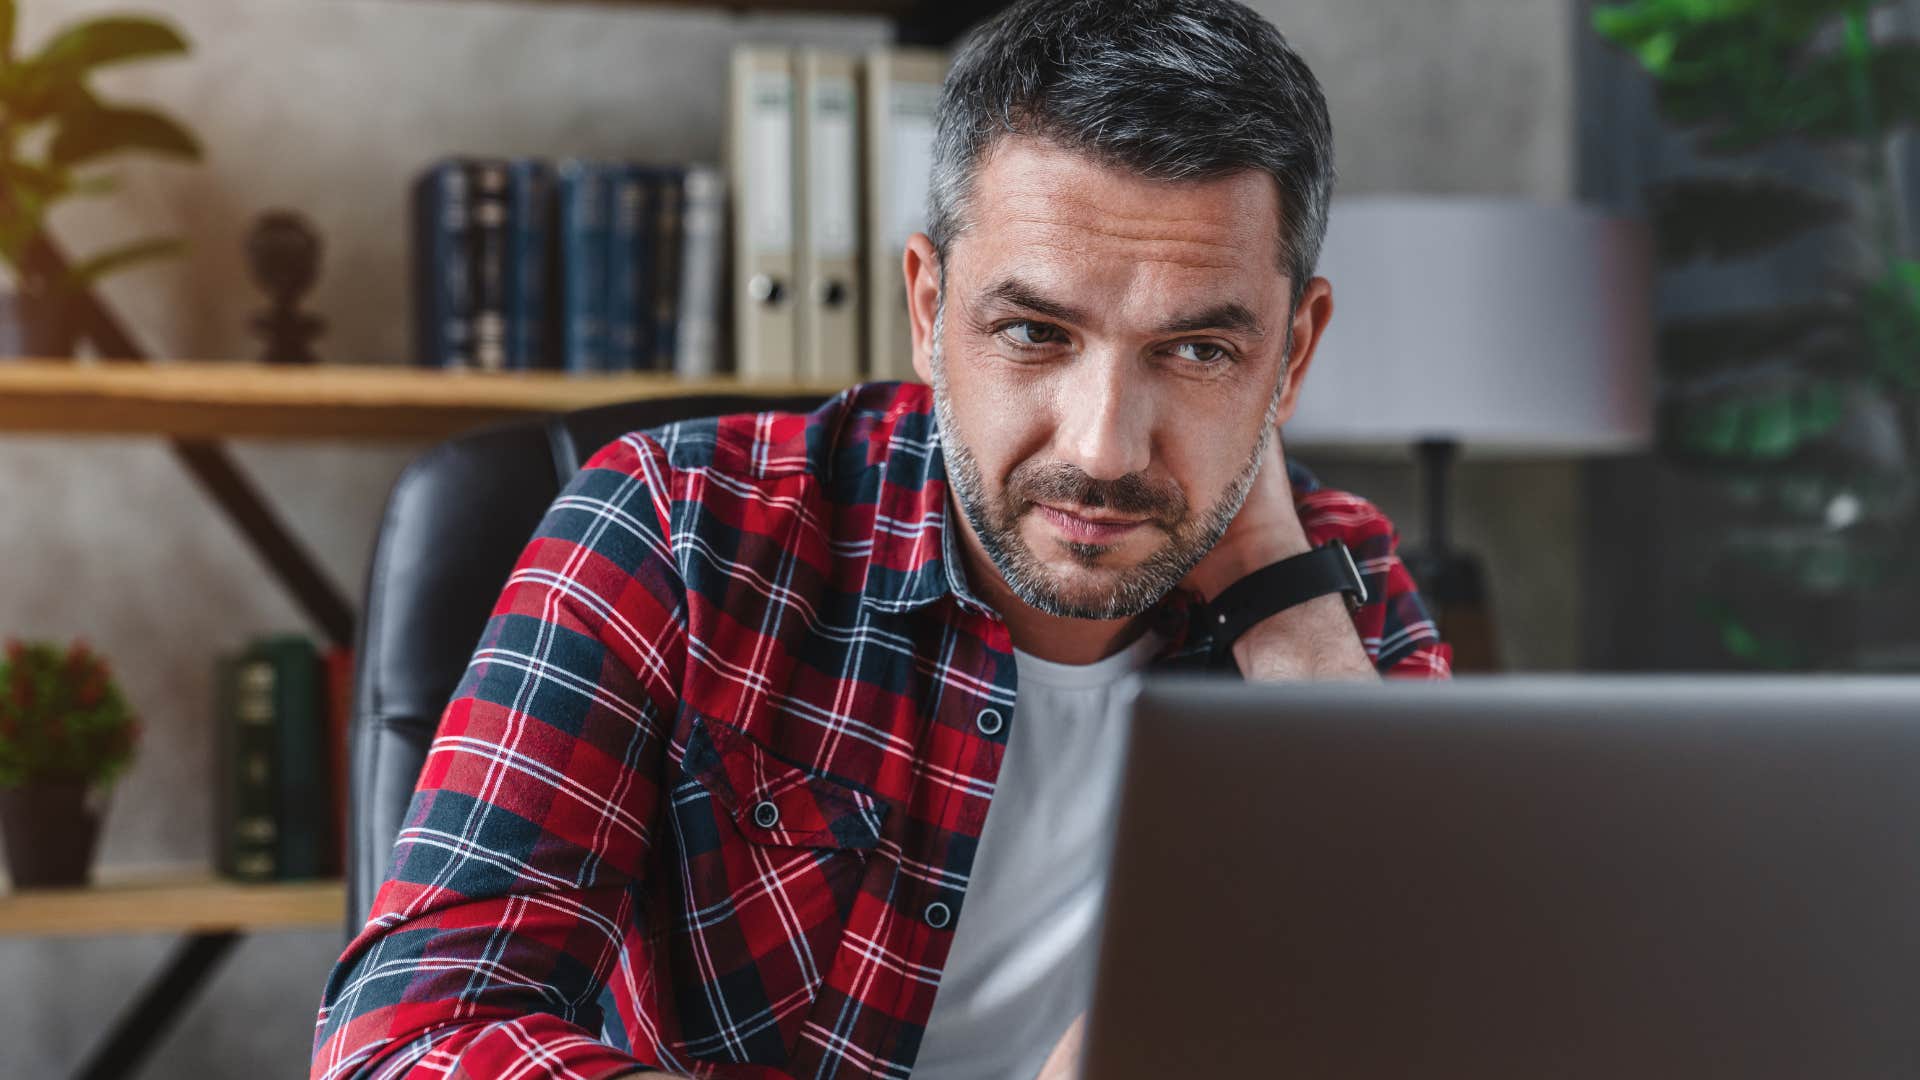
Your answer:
(311, 433), (687, 1080)
(1296, 487), (1454, 680)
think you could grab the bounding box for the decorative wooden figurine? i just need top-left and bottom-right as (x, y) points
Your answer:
(246, 210), (326, 365)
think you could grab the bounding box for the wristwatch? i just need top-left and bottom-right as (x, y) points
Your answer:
(1205, 538), (1369, 668)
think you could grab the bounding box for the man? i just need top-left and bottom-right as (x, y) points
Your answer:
(312, 0), (1450, 1076)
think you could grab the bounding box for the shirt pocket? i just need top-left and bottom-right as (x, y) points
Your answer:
(681, 712), (889, 851)
(659, 712), (890, 1064)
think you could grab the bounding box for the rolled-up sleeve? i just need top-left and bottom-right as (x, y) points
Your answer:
(1297, 485), (1454, 680)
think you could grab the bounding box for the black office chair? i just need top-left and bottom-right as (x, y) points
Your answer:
(344, 392), (831, 935)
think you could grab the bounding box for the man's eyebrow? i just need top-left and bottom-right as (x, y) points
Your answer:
(980, 276), (1266, 339)
(1156, 303), (1266, 339)
(980, 277), (1087, 324)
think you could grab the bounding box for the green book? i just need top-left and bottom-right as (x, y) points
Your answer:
(216, 649), (279, 882)
(252, 634), (326, 881)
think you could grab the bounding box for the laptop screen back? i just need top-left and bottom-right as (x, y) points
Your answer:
(1084, 675), (1920, 1079)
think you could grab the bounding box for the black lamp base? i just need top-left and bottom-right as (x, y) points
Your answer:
(1407, 439), (1500, 673)
(1400, 547), (1500, 672)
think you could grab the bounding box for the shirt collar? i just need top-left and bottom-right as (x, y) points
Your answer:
(855, 385), (980, 616)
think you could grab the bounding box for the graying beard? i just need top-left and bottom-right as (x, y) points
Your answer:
(930, 288), (1287, 621)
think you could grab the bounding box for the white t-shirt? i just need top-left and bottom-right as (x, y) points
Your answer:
(908, 628), (1163, 1080)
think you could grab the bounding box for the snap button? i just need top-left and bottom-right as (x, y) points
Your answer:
(923, 900), (953, 929)
(752, 800), (780, 829)
(975, 708), (1004, 736)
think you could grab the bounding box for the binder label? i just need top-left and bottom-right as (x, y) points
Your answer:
(810, 76), (859, 259)
(888, 82), (940, 253)
(749, 71), (795, 256)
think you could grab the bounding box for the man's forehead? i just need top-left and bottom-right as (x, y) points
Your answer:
(962, 136), (1286, 270)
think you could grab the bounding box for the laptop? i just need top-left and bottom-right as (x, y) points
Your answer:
(1083, 675), (1920, 1079)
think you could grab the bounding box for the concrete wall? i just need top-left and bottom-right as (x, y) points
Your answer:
(0, 1), (1578, 1076)
(1259, 0), (1583, 673)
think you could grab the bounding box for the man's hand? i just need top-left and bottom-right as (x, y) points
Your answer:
(1035, 1014), (1085, 1080)
(1179, 427), (1313, 604)
(1180, 427), (1377, 682)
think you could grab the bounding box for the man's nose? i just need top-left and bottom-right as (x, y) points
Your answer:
(1053, 351), (1151, 482)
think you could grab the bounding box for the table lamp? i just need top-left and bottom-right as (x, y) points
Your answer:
(1285, 197), (1654, 671)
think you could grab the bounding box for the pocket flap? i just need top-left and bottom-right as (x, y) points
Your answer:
(684, 715), (888, 851)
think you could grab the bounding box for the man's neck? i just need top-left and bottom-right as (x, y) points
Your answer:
(947, 495), (1156, 667)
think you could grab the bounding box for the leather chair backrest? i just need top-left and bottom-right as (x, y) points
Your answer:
(346, 393), (829, 935)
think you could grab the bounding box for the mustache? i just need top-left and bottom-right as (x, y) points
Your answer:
(1009, 460), (1187, 524)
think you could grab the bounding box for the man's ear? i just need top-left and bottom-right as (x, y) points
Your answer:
(903, 232), (941, 384)
(1271, 276), (1334, 428)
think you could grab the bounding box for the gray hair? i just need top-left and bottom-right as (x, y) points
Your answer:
(927, 0), (1337, 305)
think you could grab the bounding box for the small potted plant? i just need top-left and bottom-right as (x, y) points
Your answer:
(0, 637), (140, 888)
(0, 7), (203, 356)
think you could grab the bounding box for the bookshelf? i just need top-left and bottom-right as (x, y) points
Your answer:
(0, 360), (854, 442)
(1, 6), (981, 1075)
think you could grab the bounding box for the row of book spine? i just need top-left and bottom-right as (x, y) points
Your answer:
(213, 634), (352, 882)
(412, 45), (947, 382)
(413, 158), (726, 376)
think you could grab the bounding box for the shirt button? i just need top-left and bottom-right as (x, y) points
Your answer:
(752, 800), (780, 829)
(923, 901), (953, 929)
(975, 708), (1004, 737)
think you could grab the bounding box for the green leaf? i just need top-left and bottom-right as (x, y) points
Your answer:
(0, 0), (17, 63)
(64, 236), (184, 286)
(1628, 26), (1682, 72)
(1795, 378), (1847, 436)
(3, 64), (98, 127)
(1742, 392), (1798, 458)
(0, 159), (73, 203)
(1648, 177), (1850, 264)
(2, 17), (190, 125)
(1698, 596), (1806, 669)
(1663, 368), (1865, 464)
(1673, 396), (1744, 457)
(26, 15), (189, 75)
(1659, 300), (1866, 382)
(48, 105), (201, 167)
(1861, 259), (1920, 391)
(1593, 0), (1760, 49)
(1592, 1), (1916, 150)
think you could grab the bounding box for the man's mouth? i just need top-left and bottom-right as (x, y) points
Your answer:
(1033, 502), (1151, 544)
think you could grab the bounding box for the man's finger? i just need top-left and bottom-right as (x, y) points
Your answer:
(1035, 1014), (1087, 1080)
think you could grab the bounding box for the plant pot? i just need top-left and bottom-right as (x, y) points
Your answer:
(0, 780), (106, 889)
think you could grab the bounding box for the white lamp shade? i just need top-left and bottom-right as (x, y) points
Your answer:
(1285, 197), (1654, 456)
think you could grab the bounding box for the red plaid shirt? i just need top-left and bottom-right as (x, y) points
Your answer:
(311, 381), (1450, 1080)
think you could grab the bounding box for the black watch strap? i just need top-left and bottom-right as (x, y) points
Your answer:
(1205, 539), (1369, 666)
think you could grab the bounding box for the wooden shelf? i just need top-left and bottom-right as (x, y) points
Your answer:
(484, 0), (995, 38)
(459, 0), (1007, 45)
(517, 0), (915, 13)
(0, 360), (852, 442)
(0, 873), (344, 937)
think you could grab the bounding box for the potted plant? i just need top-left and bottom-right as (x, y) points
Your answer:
(1593, 0), (1920, 669)
(0, 2), (202, 356)
(0, 637), (140, 888)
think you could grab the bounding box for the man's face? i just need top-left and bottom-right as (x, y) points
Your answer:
(911, 137), (1315, 621)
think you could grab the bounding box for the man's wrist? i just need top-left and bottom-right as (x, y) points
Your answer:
(1229, 591), (1377, 681)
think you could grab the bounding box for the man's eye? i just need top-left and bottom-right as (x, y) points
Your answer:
(1172, 342), (1230, 364)
(1002, 321), (1065, 347)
